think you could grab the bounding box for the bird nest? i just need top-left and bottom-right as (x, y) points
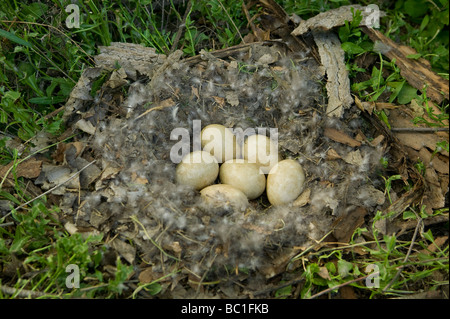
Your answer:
(50, 39), (394, 298)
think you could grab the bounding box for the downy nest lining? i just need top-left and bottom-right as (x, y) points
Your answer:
(88, 50), (384, 273)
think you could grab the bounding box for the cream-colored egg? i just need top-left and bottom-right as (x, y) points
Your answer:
(243, 134), (280, 174)
(176, 151), (219, 190)
(266, 159), (305, 206)
(200, 184), (249, 211)
(201, 124), (240, 163)
(219, 159), (266, 200)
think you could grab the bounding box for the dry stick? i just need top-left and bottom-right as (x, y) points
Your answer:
(308, 272), (379, 299)
(170, 0), (193, 53)
(391, 127), (449, 132)
(383, 217), (423, 293)
(242, 1), (258, 37)
(3, 160), (97, 220)
(217, 0), (245, 44)
(0, 284), (58, 298)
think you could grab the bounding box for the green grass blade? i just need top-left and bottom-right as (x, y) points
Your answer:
(0, 29), (33, 48)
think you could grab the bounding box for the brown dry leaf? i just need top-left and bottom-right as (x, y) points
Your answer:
(165, 241), (182, 258)
(343, 150), (363, 166)
(225, 91), (239, 106)
(293, 188), (311, 207)
(390, 108), (449, 160)
(326, 148), (342, 160)
(324, 127), (361, 148)
(106, 67), (128, 89)
(191, 86), (200, 100)
(369, 135), (385, 147)
(258, 248), (297, 278)
(75, 119), (96, 135)
(111, 238), (136, 265)
(317, 266), (331, 280)
(212, 96), (225, 108)
(355, 96), (375, 114)
(332, 207), (367, 243)
(0, 157), (42, 180)
(131, 172), (149, 185)
(138, 267), (155, 284)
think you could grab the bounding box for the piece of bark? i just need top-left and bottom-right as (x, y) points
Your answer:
(312, 31), (354, 117)
(62, 67), (103, 123)
(95, 42), (166, 80)
(292, 5), (382, 35)
(362, 26), (449, 104)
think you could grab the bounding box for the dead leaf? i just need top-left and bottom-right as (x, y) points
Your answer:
(343, 150), (363, 166)
(332, 207), (367, 243)
(138, 267), (155, 284)
(131, 172), (149, 185)
(258, 248), (297, 278)
(191, 86), (200, 100)
(317, 266), (331, 280)
(212, 96), (225, 108)
(390, 108), (449, 159)
(111, 238), (136, 264)
(225, 91), (239, 106)
(369, 135), (385, 147)
(0, 158), (42, 179)
(34, 164), (80, 195)
(324, 127), (361, 148)
(75, 119), (96, 135)
(106, 67), (128, 89)
(293, 188), (311, 207)
(326, 148), (342, 160)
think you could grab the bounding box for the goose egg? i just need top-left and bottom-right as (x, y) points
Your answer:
(243, 134), (280, 174)
(219, 159), (266, 199)
(266, 159), (305, 206)
(200, 184), (249, 212)
(176, 151), (219, 190)
(201, 124), (240, 163)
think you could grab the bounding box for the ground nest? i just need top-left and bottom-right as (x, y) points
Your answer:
(56, 41), (388, 297)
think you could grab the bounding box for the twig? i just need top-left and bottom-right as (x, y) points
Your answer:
(308, 272), (378, 299)
(170, 0), (193, 53)
(242, 1), (257, 37)
(130, 215), (180, 261)
(0, 284), (58, 298)
(216, 0), (245, 44)
(252, 278), (304, 297)
(383, 216), (423, 292)
(3, 160), (97, 220)
(391, 127), (449, 132)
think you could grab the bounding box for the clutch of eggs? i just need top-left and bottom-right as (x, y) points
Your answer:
(175, 124), (306, 207)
